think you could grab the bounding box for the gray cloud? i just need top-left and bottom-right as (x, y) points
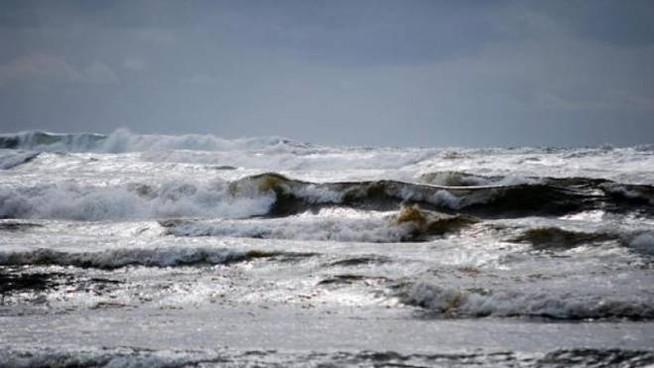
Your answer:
(0, 1), (652, 146)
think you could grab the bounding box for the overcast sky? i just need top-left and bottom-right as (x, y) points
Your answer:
(1, 0), (653, 146)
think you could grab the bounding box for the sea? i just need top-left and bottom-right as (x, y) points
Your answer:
(1, 130), (653, 367)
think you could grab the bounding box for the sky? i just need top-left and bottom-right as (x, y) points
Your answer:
(0, 0), (653, 147)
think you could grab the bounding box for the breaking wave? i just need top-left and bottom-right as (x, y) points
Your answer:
(161, 206), (477, 243)
(0, 179), (274, 220)
(3, 130), (654, 358)
(228, 173), (654, 217)
(2, 172), (653, 221)
(0, 129), (307, 153)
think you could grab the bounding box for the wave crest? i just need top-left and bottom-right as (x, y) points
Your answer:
(2, 172), (653, 221)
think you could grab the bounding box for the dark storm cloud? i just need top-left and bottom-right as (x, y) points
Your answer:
(0, 1), (652, 146)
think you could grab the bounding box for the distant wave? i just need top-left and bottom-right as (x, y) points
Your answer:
(2, 129), (653, 155)
(0, 129), (307, 153)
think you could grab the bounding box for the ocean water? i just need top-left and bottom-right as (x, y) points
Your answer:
(1, 130), (653, 367)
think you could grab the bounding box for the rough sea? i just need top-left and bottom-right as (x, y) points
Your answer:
(1, 130), (653, 367)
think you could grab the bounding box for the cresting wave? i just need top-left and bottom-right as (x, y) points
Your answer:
(2, 172), (653, 221)
(230, 173), (654, 217)
(0, 247), (314, 269)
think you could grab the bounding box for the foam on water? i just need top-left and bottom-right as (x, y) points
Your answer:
(0, 179), (274, 220)
(0, 172), (623, 220)
(0, 150), (40, 170)
(3, 130), (654, 184)
(1, 130), (654, 363)
(161, 207), (477, 243)
(0, 247), (260, 269)
(2, 346), (652, 368)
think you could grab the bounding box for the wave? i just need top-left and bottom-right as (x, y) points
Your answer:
(0, 129), (307, 153)
(421, 172), (654, 203)
(0, 247), (314, 269)
(0, 131), (105, 151)
(230, 173), (654, 218)
(2, 172), (653, 221)
(0, 179), (274, 220)
(227, 173), (575, 217)
(399, 282), (654, 320)
(507, 226), (654, 255)
(161, 206), (478, 243)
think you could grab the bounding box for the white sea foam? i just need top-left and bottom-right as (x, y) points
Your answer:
(0, 150), (40, 170)
(0, 247), (254, 268)
(163, 213), (416, 243)
(2, 130), (654, 361)
(0, 348), (221, 368)
(0, 180), (273, 220)
(1, 347), (653, 368)
(3, 130), (654, 185)
(100, 128), (304, 153)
